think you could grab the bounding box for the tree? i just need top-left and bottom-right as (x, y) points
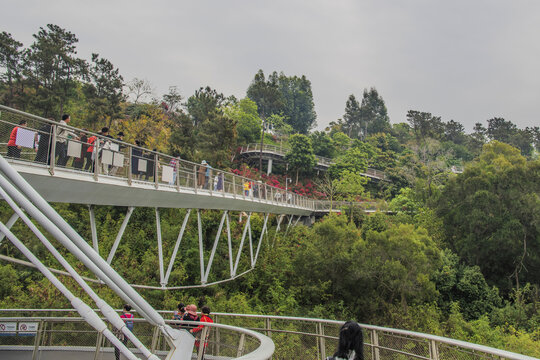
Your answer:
(342, 94), (362, 138)
(223, 98), (261, 145)
(406, 110), (444, 144)
(328, 147), (369, 179)
(285, 134), (316, 183)
(444, 120), (466, 144)
(247, 70), (283, 171)
(186, 86), (225, 127)
(26, 24), (86, 116)
(0, 31), (25, 107)
(436, 141), (540, 292)
(162, 86), (183, 114)
(360, 88), (391, 136)
(83, 53), (124, 129)
(277, 73), (317, 134)
(310, 131), (335, 158)
(126, 77), (153, 104)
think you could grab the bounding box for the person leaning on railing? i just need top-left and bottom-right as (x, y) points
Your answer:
(7, 120), (27, 159)
(326, 321), (364, 360)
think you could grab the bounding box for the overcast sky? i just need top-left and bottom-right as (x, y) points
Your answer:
(2, 0), (539, 131)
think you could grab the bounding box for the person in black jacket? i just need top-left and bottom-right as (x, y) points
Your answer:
(326, 321), (364, 360)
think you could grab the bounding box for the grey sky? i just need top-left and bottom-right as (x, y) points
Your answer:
(2, 0), (539, 131)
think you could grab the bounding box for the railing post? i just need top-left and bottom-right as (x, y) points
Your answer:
(236, 333), (246, 358)
(193, 165), (198, 194)
(127, 146), (132, 185)
(209, 169), (213, 196)
(429, 339), (440, 360)
(215, 314), (221, 357)
(318, 322), (326, 360)
(232, 176), (236, 198)
(94, 331), (104, 360)
(371, 329), (380, 360)
(32, 319), (44, 360)
(154, 153), (159, 189)
(265, 317), (272, 338)
(197, 326), (209, 360)
(93, 137), (100, 181)
(176, 159), (181, 192)
(151, 325), (160, 353)
(49, 125), (57, 175)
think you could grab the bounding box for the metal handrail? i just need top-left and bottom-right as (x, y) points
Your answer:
(0, 104), (385, 213)
(240, 143), (386, 179)
(0, 311), (535, 360)
(0, 316), (274, 360)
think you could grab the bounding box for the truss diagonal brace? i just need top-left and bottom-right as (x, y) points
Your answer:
(88, 205), (99, 252)
(0, 212), (19, 245)
(156, 208), (165, 287)
(164, 209), (192, 286)
(106, 207), (134, 264)
(203, 211), (228, 283)
(253, 213), (270, 268)
(197, 210), (205, 284)
(233, 212), (251, 277)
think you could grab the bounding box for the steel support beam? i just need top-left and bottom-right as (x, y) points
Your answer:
(156, 208), (165, 287)
(253, 213), (269, 267)
(233, 212), (251, 276)
(226, 213), (233, 276)
(88, 205), (99, 252)
(203, 211), (227, 283)
(0, 212), (19, 245)
(197, 210), (205, 283)
(106, 206), (134, 264)
(164, 209), (192, 285)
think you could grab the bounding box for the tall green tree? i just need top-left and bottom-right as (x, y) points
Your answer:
(0, 31), (25, 107)
(285, 134), (316, 183)
(342, 94), (362, 138)
(223, 98), (261, 145)
(26, 24), (86, 117)
(436, 141), (540, 292)
(83, 53), (124, 129)
(277, 73), (317, 134)
(360, 88), (391, 136)
(310, 131), (335, 158)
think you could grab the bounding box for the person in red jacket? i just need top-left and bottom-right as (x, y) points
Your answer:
(192, 306), (213, 356)
(7, 120), (27, 158)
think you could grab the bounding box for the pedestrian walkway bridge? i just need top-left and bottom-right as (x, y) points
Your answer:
(0, 309), (535, 360)
(239, 143), (388, 180)
(0, 105), (380, 216)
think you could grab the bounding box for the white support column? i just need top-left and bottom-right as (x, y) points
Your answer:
(233, 212), (251, 276)
(248, 217), (253, 266)
(284, 215), (295, 236)
(267, 158), (273, 175)
(275, 214), (284, 233)
(88, 205), (99, 253)
(156, 208), (165, 287)
(197, 210), (206, 284)
(226, 213), (234, 276)
(106, 207), (134, 264)
(203, 211), (227, 283)
(164, 209), (191, 285)
(253, 213), (269, 267)
(293, 216), (302, 227)
(0, 212), (19, 245)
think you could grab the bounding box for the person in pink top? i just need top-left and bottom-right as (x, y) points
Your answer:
(115, 304), (134, 360)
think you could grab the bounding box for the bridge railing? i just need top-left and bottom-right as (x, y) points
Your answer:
(0, 310), (535, 360)
(0, 316), (274, 360)
(241, 143), (386, 179)
(0, 105), (320, 211)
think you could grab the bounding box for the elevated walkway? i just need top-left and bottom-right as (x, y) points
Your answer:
(0, 310), (535, 360)
(0, 105), (382, 216)
(239, 143), (388, 180)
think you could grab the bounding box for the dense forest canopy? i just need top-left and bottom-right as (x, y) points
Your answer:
(1, 25), (539, 357)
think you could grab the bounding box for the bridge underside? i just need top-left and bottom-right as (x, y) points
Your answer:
(12, 162), (312, 216)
